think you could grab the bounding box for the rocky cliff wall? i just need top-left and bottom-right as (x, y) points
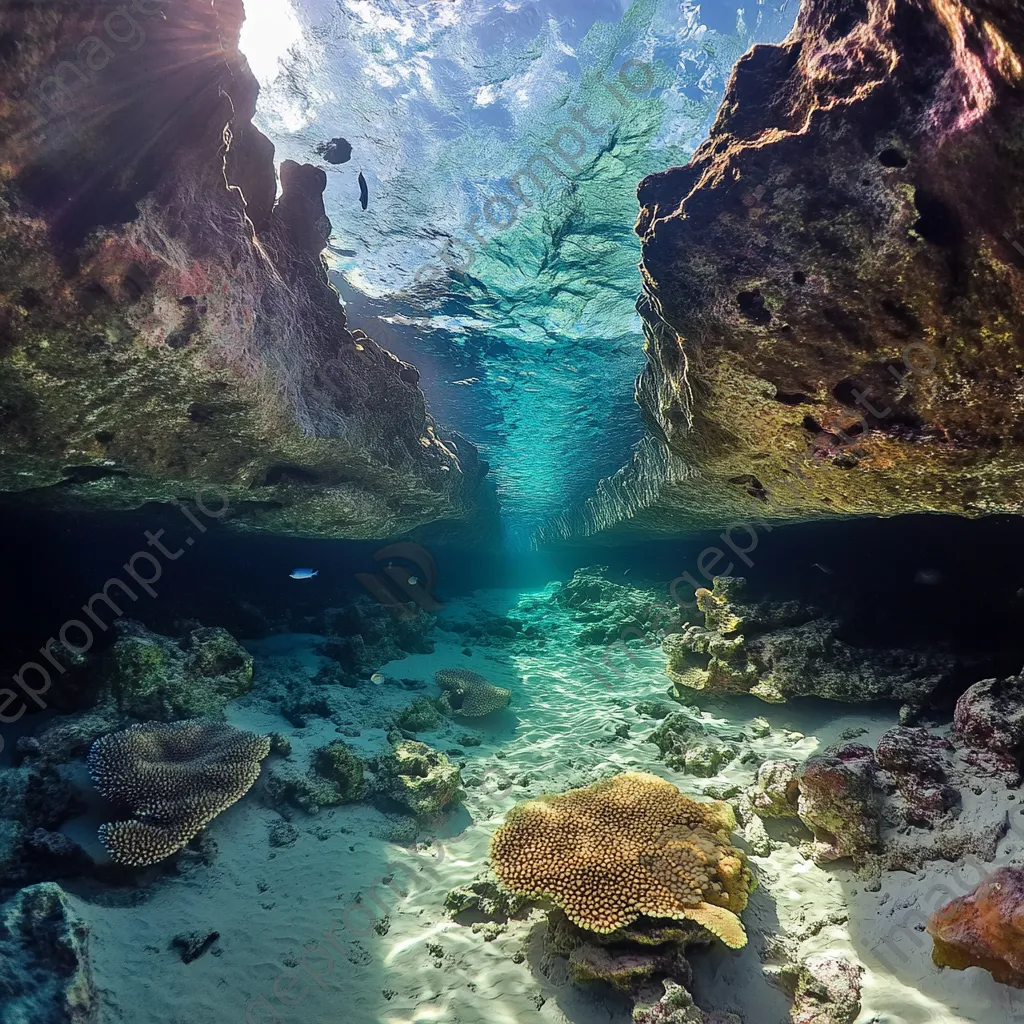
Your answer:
(0, 0), (483, 538)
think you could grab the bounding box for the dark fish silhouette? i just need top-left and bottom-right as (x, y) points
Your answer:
(358, 172), (369, 211)
(316, 137), (352, 164)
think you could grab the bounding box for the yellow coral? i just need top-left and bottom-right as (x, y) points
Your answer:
(489, 772), (753, 946)
(435, 668), (511, 716)
(88, 719), (271, 866)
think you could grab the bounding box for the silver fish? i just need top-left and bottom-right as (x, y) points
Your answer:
(289, 568), (319, 580)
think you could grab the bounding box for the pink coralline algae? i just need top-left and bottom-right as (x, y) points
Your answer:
(953, 675), (1024, 783)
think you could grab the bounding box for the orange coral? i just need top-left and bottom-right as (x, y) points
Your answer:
(927, 867), (1024, 987)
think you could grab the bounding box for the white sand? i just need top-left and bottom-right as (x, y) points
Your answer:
(73, 588), (1023, 1024)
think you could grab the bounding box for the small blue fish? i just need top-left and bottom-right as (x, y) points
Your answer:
(289, 568), (319, 580)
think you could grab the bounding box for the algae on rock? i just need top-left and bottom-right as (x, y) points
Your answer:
(102, 620), (253, 720)
(663, 577), (957, 706)
(372, 741), (462, 817)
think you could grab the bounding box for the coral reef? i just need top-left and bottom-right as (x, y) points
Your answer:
(928, 867), (1024, 987)
(88, 720), (271, 866)
(370, 741), (462, 817)
(0, 882), (96, 1023)
(663, 577), (956, 705)
(647, 713), (736, 777)
(101, 621), (253, 721)
(490, 773), (752, 947)
(0, 0), (482, 538)
(435, 669), (511, 717)
(608, 0), (1024, 537)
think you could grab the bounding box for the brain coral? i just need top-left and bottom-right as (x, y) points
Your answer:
(489, 772), (753, 947)
(88, 720), (271, 866)
(435, 668), (511, 716)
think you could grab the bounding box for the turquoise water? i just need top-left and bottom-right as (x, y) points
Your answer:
(245, 0), (797, 538)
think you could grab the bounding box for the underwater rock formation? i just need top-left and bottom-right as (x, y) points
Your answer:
(88, 719), (270, 865)
(313, 598), (436, 686)
(747, 760), (801, 820)
(796, 745), (883, 865)
(633, 979), (736, 1024)
(266, 741), (365, 814)
(490, 773), (753, 948)
(101, 621), (253, 721)
(435, 668), (511, 717)
(874, 726), (960, 828)
(542, 566), (683, 646)
(544, 909), (697, 995)
(560, 0), (1024, 539)
(927, 867), (1024, 988)
(647, 713), (736, 778)
(0, 0), (482, 538)
(776, 955), (864, 1024)
(370, 741), (462, 817)
(953, 673), (1024, 782)
(0, 882), (96, 1023)
(663, 577), (957, 705)
(443, 871), (530, 921)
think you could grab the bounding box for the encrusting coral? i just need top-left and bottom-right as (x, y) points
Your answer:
(88, 720), (271, 866)
(435, 668), (511, 717)
(489, 772), (753, 948)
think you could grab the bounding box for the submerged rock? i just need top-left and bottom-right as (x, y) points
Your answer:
(777, 955), (864, 1024)
(612, 0), (1024, 536)
(928, 867), (1024, 988)
(0, 883), (97, 1023)
(102, 621), (253, 721)
(371, 741), (462, 817)
(0, 0), (481, 538)
(953, 673), (1024, 782)
(663, 577), (956, 705)
(647, 714), (736, 778)
(265, 741), (364, 814)
(796, 745), (882, 865)
(443, 871), (529, 921)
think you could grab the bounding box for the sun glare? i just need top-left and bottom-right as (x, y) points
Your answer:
(239, 0), (302, 86)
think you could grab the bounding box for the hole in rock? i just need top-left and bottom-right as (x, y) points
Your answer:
(878, 148), (909, 168)
(775, 390), (813, 405)
(832, 378), (861, 406)
(737, 289), (772, 325)
(912, 188), (963, 247)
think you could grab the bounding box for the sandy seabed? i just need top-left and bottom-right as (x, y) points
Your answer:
(69, 588), (1024, 1024)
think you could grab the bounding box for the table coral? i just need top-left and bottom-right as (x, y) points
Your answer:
(489, 772), (753, 948)
(927, 867), (1024, 988)
(88, 720), (271, 866)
